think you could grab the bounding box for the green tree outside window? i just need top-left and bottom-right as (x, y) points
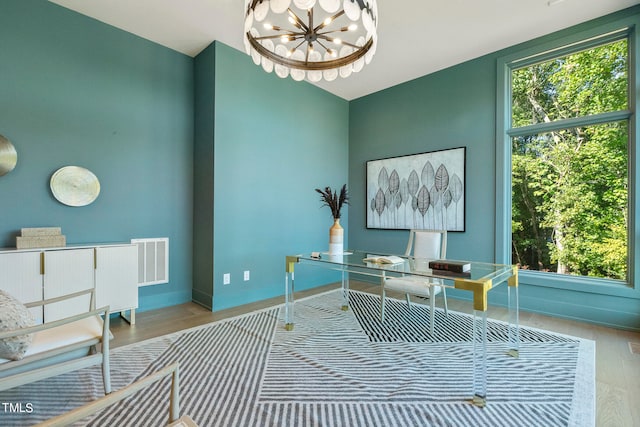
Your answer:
(510, 39), (628, 280)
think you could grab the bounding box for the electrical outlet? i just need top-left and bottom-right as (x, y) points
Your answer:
(223, 273), (230, 285)
(244, 270), (250, 281)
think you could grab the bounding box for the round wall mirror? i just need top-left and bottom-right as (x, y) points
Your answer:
(0, 134), (17, 176)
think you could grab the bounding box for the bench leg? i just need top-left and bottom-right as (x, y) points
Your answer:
(103, 311), (111, 394)
(102, 356), (111, 394)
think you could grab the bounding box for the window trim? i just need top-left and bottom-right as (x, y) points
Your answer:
(496, 16), (639, 298)
(508, 110), (631, 138)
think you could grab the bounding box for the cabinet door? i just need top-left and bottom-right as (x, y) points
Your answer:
(0, 251), (44, 323)
(95, 245), (138, 313)
(43, 248), (95, 322)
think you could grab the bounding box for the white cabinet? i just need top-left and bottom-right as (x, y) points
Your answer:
(0, 243), (138, 325)
(95, 245), (138, 323)
(0, 251), (43, 323)
(43, 248), (95, 322)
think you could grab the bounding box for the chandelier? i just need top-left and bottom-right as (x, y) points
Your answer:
(243, 0), (378, 82)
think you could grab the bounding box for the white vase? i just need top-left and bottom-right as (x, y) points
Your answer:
(329, 218), (343, 255)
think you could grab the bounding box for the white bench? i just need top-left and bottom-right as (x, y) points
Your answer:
(35, 362), (197, 427)
(0, 289), (111, 394)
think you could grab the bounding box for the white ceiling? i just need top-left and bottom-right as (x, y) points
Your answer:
(48, 0), (638, 100)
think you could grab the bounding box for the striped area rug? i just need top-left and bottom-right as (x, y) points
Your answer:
(0, 290), (594, 427)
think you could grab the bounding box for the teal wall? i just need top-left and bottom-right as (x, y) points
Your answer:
(349, 6), (640, 330)
(349, 55), (496, 260)
(0, 0), (194, 311)
(195, 43), (349, 310)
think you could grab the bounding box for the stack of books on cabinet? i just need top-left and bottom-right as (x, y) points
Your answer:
(16, 227), (66, 249)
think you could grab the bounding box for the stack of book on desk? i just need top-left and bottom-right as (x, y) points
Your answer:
(428, 259), (471, 276)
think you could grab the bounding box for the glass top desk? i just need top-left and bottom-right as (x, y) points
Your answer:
(284, 250), (519, 408)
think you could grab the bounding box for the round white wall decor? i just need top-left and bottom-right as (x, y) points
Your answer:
(50, 166), (100, 206)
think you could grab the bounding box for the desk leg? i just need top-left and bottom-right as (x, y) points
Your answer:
(341, 268), (349, 311)
(284, 256), (299, 331)
(284, 271), (295, 331)
(453, 278), (490, 407)
(472, 309), (488, 408)
(508, 271), (520, 358)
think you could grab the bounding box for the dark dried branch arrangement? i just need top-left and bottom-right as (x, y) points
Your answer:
(315, 184), (349, 220)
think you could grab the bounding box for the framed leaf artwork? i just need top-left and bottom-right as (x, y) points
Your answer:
(366, 147), (466, 231)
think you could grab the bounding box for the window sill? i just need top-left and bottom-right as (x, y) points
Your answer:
(517, 269), (639, 299)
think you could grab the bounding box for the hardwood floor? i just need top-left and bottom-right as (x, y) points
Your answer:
(109, 282), (640, 427)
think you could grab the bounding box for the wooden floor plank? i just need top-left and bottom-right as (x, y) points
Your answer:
(597, 381), (631, 427)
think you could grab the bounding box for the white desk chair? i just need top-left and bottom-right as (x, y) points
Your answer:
(381, 230), (449, 334)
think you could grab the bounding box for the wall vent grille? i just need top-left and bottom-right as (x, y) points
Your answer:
(131, 237), (169, 286)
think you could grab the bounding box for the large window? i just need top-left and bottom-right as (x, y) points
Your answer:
(503, 30), (633, 284)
